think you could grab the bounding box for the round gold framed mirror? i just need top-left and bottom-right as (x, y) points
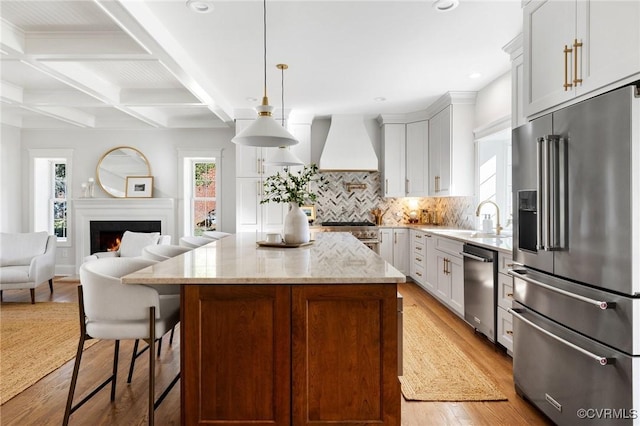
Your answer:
(96, 146), (151, 197)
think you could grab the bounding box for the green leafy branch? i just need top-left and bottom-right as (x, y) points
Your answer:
(260, 164), (328, 207)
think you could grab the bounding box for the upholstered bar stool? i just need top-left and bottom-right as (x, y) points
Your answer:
(142, 244), (192, 261)
(63, 257), (180, 426)
(178, 235), (213, 248)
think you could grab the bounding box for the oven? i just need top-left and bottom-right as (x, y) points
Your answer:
(315, 221), (380, 254)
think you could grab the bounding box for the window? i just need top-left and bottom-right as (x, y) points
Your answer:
(178, 149), (222, 237)
(31, 149), (73, 244)
(193, 161), (217, 235)
(53, 162), (68, 239)
(475, 128), (512, 231)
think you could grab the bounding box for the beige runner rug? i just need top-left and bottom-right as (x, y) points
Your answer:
(400, 304), (507, 401)
(0, 302), (98, 404)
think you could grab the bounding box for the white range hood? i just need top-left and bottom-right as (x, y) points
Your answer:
(318, 115), (378, 171)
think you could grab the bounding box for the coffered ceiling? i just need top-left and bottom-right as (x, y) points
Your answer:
(0, 1), (522, 130)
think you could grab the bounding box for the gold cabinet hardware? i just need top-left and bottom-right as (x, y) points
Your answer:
(394, 232), (398, 244)
(506, 263), (515, 267)
(257, 158), (262, 174)
(261, 158), (266, 174)
(405, 178), (410, 194)
(416, 271), (422, 277)
(573, 38), (583, 86)
(415, 246), (422, 251)
(416, 234), (422, 239)
(506, 330), (514, 335)
(563, 44), (574, 91)
(507, 293), (514, 298)
(434, 175), (441, 192)
(385, 179), (389, 194)
(415, 257), (421, 262)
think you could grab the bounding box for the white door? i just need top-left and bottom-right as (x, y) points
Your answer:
(236, 178), (261, 231)
(379, 228), (394, 265)
(575, 1), (640, 96)
(392, 228), (409, 275)
(449, 255), (464, 316)
(524, 0), (576, 116)
(405, 121), (429, 197)
(381, 124), (406, 197)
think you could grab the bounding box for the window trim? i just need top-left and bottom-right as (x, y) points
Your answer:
(29, 149), (73, 247)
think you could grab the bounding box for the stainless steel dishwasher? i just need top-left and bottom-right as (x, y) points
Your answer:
(462, 243), (497, 342)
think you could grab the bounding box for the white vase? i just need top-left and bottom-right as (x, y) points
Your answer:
(283, 202), (310, 244)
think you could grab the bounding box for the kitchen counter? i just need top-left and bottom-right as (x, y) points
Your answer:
(123, 231), (405, 285)
(122, 232), (403, 425)
(377, 224), (513, 254)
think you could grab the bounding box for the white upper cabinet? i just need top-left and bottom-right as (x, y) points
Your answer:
(405, 120), (429, 197)
(524, 0), (640, 117)
(428, 99), (474, 197)
(380, 123), (407, 197)
(380, 120), (429, 198)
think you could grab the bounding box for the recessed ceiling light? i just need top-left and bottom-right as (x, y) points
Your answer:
(468, 72), (482, 79)
(374, 97), (387, 102)
(433, 0), (459, 12)
(186, 0), (213, 14)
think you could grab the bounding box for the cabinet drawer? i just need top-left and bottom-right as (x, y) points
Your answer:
(498, 252), (514, 275)
(497, 306), (513, 353)
(412, 264), (425, 285)
(434, 236), (463, 257)
(497, 273), (514, 310)
(412, 252), (424, 267)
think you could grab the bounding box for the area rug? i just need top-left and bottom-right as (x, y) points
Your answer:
(0, 302), (97, 404)
(399, 304), (507, 401)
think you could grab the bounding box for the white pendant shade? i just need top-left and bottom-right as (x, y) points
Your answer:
(232, 104), (299, 147)
(266, 147), (304, 166)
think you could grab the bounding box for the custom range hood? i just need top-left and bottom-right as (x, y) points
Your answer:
(318, 115), (378, 171)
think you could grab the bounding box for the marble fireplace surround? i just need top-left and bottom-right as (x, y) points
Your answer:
(73, 198), (175, 272)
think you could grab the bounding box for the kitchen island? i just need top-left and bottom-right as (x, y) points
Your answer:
(122, 232), (405, 426)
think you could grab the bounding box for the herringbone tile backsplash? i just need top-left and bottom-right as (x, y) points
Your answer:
(312, 172), (475, 229)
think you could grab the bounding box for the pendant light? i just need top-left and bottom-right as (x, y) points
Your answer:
(232, 0), (299, 147)
(267, 63), (304, 167)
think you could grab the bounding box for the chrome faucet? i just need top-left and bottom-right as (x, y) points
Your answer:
(475, 199), (503, 235)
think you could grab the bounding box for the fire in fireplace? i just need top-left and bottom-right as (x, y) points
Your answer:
(89, 220), (161, 254)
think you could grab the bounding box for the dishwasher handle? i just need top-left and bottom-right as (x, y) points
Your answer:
(461, 251), (493, 262)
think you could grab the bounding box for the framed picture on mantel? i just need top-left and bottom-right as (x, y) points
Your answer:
(125, 176), (153, 198)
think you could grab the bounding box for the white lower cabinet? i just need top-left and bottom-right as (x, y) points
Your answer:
(497, 252), (514, 354)
(379, 228), (409, 275)
(433, 237), (464, 317)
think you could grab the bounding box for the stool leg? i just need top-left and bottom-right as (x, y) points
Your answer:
(148, 306), (156, 426)
(110, 341), (120, 401)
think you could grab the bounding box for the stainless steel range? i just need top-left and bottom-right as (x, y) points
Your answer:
(314, 221), (380, 253)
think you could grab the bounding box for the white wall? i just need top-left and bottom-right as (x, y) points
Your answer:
(16, 127), (236, 273)
(1, 125), (22, 232)
(473, 71), (511, 134)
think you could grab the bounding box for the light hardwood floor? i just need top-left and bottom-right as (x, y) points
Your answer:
(0, 279), (552, 425)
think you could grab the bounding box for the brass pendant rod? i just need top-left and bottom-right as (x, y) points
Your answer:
(262, 0), (268, 101)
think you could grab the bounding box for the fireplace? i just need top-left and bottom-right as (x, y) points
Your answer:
(89, 220), (161, 254)
(73, 198), (175, 273)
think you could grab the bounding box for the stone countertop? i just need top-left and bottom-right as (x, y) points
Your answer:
(122, 232), (406, 285)
(377, 224), (513, 255)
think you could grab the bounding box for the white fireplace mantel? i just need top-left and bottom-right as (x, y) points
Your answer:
(73, 198), (176, 271)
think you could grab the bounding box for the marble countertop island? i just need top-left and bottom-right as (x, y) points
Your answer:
(122, 231), (404, 425)
(122, 232), (406, 285)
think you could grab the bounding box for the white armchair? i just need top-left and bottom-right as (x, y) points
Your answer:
(84, 231), (171, 263)
(0, 231), (57, 304)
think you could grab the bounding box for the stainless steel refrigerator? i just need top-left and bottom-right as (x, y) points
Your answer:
(511, 84), (640, 425)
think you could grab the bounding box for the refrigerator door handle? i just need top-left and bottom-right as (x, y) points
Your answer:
(509, 308), (615, 366)
(508, 269), (617, 310)
(539, 136), (552, 250)
(547, 135), (565, 250)
(536, 136), (546, 250)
